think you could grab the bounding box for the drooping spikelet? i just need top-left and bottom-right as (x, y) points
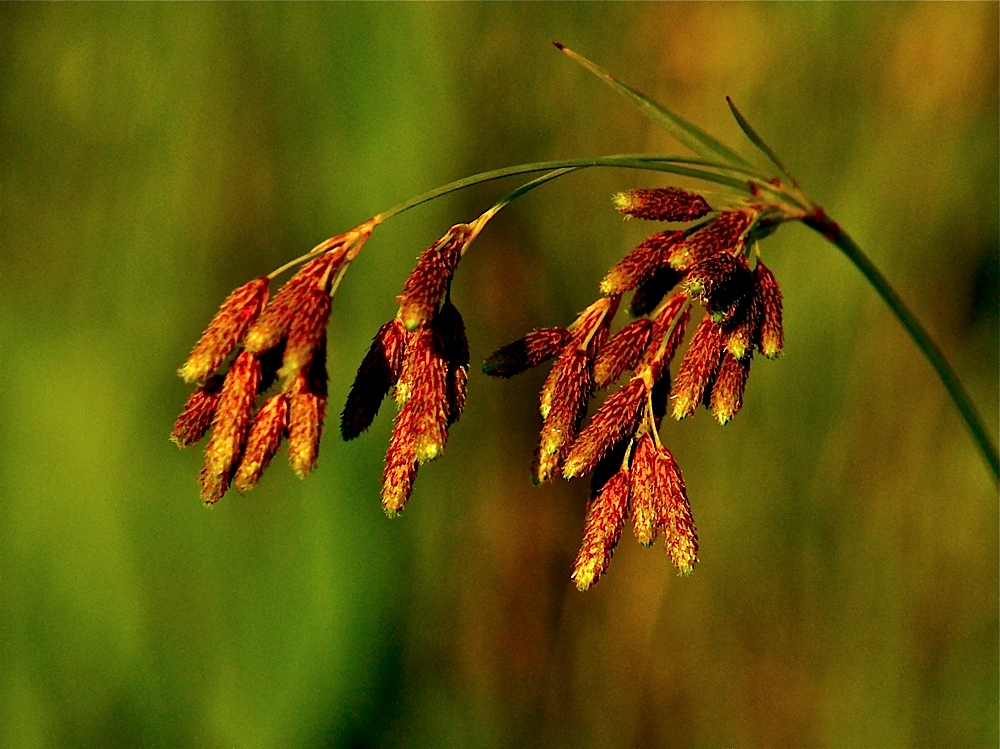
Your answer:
(657, 446), (698, 575)
(397, 224), (473, 331)
(279, 284), (333, 382)
(381, 408), (419, 518)
(710, 352), (751, 425)
(234, 393), (289, 492)
(287, 335), (328, 479)
(667, 209), (757, 270)
(171, 375), (224, 447)
(535, 348), (591, 483)
(179, 277), (269, 383)
(754, 259), (784, 359)
(435, 301), (470, 425)
(629, 266), (683, 317)
(572, 468), (630, 591)
(613, 187), (713, 223)
(482, 327), (571, 378)
(725, 292), (762, 361)
(670, 314), (726, 420)
(683, 253), (753, 323)
(636, 292), (691, 382)
(593, 319), (653, 388)
(341, 319), (408, 440)
(600, 230), (684, 294)
(201, 351), (262, 502)
(397, 326), (450, 464)
(563, 379), (645, 479)
(628, 433), (662, 547)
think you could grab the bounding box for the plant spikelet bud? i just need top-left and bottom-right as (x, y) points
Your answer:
(593, 319), (653, 388)
(245, 253), (341, 354)
(234, 393), (289, 492)
(600, 231), (684, 295)
(657, 447), (698, 575)
(482, 327), (571, 378)
(667, 209), (756, 270)
(726, 293), (762, 361)
(203, 351), (262, 502)
(629, 433), (661, 547)
(179, 277), (269, 383)
(710, 352), (751, 425)
(683, 253), (753, 323)
(670, 315), (725, 420)
(434, 301), (470, 425)
(171, 375), (224, 448)
(397, 224), (472, 331)
(341, 319), (408, 440)
(287, 336), (328, 479)
(563, 379), (645, 479)
(630, 266), (683, 317)
(399, 327), (449, 464)
(381, 412), (419, 518)
(199, 466), (230, 505)
(754, 260), (784, 358)
(535, 349), (590, 482)
(637, 292), (690, 381)
(572, 469), (630, 591)
(613, 188), (712, 222)
(279, 285), (332, 382)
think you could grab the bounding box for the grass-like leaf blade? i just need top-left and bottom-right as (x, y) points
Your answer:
(554, 42), (757, 173)
(725, 96), (797, 186)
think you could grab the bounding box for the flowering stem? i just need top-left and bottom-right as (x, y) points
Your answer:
(804, 210), (999, 482)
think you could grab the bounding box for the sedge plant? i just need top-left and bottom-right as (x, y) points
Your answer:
(171, 44), (999, 591)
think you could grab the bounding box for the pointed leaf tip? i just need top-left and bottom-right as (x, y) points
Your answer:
(725, 96), (796, 185)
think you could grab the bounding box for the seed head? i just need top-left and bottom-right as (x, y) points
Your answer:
(670, 314), (726, 420)
(535, 348), (591, 483)
(754, 259), (784, 358)
(572, 468), (630, 591)
(657, 447), (698, 575)
(234, 393), (289, 493)
(710, 352), (751, 425)
(202, 351), (262, 502)
(287, 336), (328, 479)
(397, 224), (472, 331)
(171, 375), (224, 448)
(725, 292), (762, 361)
(381, 411), (419, 518)
(629, 433), (661, 547)
(593, 319), (653, 388)
(613, 188), (713, 222)
(600, 230), (684, 294)
(667, 209), (757, 270)
(179, 277), (269, 383)
(341, 318), (408, 440)
(563, 379), (645, 480)
(482, 327), (571, 378)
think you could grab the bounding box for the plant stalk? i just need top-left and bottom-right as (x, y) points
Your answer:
(804, 210), (999, 482)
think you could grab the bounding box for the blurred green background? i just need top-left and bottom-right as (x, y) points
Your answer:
(1, 4), (997, 747)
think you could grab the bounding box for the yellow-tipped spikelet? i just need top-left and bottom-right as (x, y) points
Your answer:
(234, 393), (289, 493)
(656, 446), (698, 575)
(279, 285), (332, 382)
(710, 352), (751, 425)
(563, 379), (645, 480)
(670, 315), (725, 420)
(754, 259), (784, 359)
(613, 188), (713, 222)
(286, 337), (328, 479)
(171, 375), (224, 448)
(572, 468), (630, 591)
(202, 351), (262, 502)
(628, 433), (661, 547)
(397, 224), (471, 331)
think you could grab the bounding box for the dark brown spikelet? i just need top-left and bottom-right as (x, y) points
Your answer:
(397, 224), (473, 331)
(482, 327), (571, 378)
(667, 209), (757, 270)
(754, 259), (784, 359)
(287, 336), (328, 479)
(341, 319), (408, 440)
(179, 277), (269, 383)
(399, 326), (450, 464)
(630, 266), (683, 317)
(600, 230), (684, 295)
(590, 437), (630, 499)
(245, 253), (341, 354)
(657, 447), (698, 575)
(629, 433), (662, 547)
(670, 315), (726, 420)
(280, 285), (333, 382)
(572, 468), (630, 591)
(171, 375), (224, 448)
(202, 351), (262, 502)
(613, 188), (713, 222)
(435, 301), (470, 425)
(710, 352), (751, 425)
(234, 393), (289, 493)
(593, 319), (653, 388)
(683, 253), (753, 323)
(563, 379), (646, 479)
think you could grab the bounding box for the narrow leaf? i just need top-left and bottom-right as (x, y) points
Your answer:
(554, 42), (756, 172)
(725, 96), (797, 186)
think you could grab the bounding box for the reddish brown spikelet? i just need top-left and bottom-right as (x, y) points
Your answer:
(683, 253), (753, 323)
(572, 469), (630, 591)
(482, 327), (571, 378)
(670, 315), (726, 420)
(629, 433), (661, 547)
(710, 352), (751, 425)
(401, 326), (450, 464)
(754, 259), (784, 359)
(202, 351), (262, 502)
(593, 319), (653, 388)
(199, 466), (230, 505)
(637, 292), (691, 381)
(657, 447), (698, 575)
(171, 375), (224, 448)
(287, 337), (328, 479)
(179, 277), (269, 383)
(600, 230), (684, 294)
(667, 209), (756, 270)
(726, 292), (762, 361)
(245, 253), (341, 354)
(535, 348), (590, 483)
(234, 393), (289, 493)
(563, 379), (646, 479)
(613, 188), (713, 222)
(397, 224), (472, 331)
(280, 285), (332, 382)
(630, 266), (683, 317)
(381, 410), (419, 518)
(341, 319), (408, 440)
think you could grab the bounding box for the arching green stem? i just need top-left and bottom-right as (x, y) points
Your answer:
(804, 210), (999, 482)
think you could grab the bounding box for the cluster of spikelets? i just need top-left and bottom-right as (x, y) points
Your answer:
(481, 186), (784, 589)
(171, 186), (785, 591)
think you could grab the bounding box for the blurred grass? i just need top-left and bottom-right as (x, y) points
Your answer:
(0, 3), (996, 748)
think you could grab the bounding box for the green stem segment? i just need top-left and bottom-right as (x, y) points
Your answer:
(804, 210), (999, 482)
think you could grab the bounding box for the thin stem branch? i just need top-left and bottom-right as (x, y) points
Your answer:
(804, 211), (999, 482)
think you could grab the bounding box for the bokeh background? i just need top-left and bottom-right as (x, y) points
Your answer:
(1, 4), (997, 747)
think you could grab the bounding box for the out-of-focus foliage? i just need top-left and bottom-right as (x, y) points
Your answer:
(0, 4), (996, 747)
